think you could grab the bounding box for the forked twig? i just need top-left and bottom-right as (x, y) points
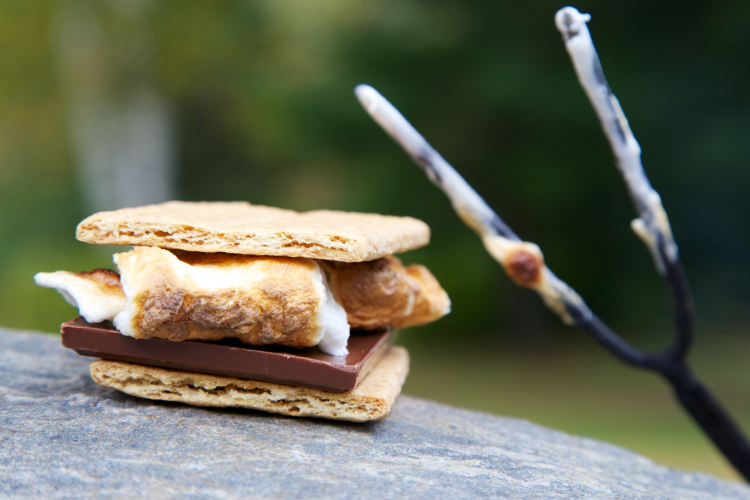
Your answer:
(355, 6), (750, 480)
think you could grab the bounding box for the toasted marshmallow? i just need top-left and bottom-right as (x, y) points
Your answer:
(36, 250), (451, 355)
(323, 256), (451, 330)
(34, 269), (127, 324)
(36, 248), (350, 356)
(113, 247), (350, 355)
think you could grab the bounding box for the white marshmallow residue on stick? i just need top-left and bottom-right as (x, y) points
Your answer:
(355, 84), (516, 241)
(355, 84), (589, 325)
(554, 7), (678, 274)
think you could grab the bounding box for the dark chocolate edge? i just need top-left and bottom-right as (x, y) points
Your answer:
(61, 317), (393, 392)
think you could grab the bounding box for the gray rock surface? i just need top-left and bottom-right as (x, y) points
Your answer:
(1, 328), (748, 500)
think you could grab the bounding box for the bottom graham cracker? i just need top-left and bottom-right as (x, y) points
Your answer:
(90, 346), (409, 422)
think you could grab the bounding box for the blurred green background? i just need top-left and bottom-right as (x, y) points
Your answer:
(2, 0), (749, 481)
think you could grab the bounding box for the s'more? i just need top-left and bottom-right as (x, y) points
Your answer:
(35, 201), (450, 421)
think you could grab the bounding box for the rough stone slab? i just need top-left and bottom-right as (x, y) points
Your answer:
(1, 328), (749, 500)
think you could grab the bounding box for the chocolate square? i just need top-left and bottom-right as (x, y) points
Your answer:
(61, 317), (392, 392)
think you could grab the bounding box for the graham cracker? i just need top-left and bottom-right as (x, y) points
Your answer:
(76, 201), (429, 262)
(90, 346), (409, 422)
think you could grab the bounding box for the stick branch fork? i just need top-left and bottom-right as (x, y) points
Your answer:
(355, 7), (750, 481)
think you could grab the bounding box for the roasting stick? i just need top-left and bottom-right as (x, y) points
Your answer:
(355, 6), (750, 479)
(354, 84), (648, 364)
(354, 84), (588, 324)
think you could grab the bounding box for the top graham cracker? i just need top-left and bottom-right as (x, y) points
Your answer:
(76, 201), (430, 262)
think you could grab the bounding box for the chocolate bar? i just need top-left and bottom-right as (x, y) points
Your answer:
(61, 317), (392, 392)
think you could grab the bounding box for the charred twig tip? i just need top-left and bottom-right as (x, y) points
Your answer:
(555, 7), (590, 41)
(355, 84), (379, 114)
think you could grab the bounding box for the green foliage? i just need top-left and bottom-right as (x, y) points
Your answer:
(1, 0), (749, 342)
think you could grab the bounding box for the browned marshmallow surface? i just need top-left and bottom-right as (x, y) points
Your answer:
(113, 247), (346, 351)
(323, 255), (451, 330)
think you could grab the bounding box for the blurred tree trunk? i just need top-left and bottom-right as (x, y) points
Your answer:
(54, 0), (173, 213)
